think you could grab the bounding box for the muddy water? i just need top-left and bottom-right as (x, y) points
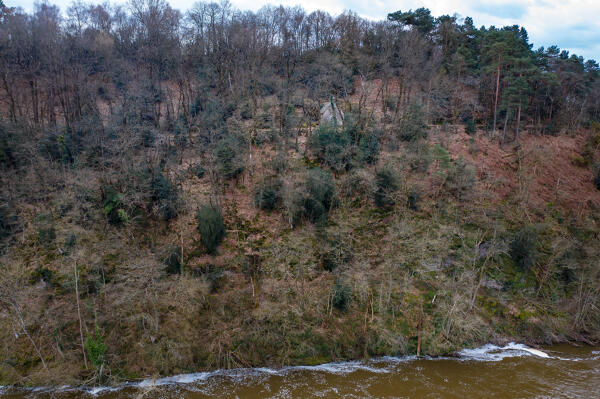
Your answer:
(2, 343), (599, 398)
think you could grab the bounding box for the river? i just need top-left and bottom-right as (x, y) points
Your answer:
(1, 343), (598, 398)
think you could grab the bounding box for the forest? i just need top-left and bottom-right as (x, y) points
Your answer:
(0, 0), (600, 386)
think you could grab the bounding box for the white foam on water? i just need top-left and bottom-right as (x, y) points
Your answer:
(87, 386), (121, 395)
(291, 361), (390, 374)
(139, 372), (212, 387)
(458, 342), (550, 361)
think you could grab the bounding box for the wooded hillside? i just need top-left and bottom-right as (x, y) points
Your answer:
(0, 0), (599, 386)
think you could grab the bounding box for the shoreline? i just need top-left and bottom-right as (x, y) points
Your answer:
(2, 339), (598, 392)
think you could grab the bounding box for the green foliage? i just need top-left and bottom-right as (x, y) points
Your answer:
(304, 168), (336, 223)
(465, 118), (476, 135)
(571, 155), (589, 168)
(397, 102), (427, 142)
(510, 227), (538, 271)
(85, 326), (107, 369)
(407, 187), (422, 210)
(374, 166), (400, 208)
(149, 170), (181, 221)
(309, 116), (380, 172)
(101, 185), (127, 225)
(388, 7), (435, 34)
(309, 124), (353, 172)
(196, 205), (226, 255)
(214, 135), (245, 180)
(332, 281), (352, 311)
(254, 179), (282, 211)
(445, 158), (476, 201)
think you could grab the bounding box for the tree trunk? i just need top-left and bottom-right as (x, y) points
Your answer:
(515, 102), (522, 143)
(492, 63), (501, 133)
(500, 110), (509, 148)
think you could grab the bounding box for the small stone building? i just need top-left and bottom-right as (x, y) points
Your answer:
(320, 99), (344, 127)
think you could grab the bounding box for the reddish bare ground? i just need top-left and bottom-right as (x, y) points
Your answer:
(444, 129), (600, 214)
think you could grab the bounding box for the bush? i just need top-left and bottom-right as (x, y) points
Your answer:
(510, 227), (538, 271)
(397, 102), (427, 142)
(464, 118), (476, 135)
(304, 168), (336, 223)
(196, 205), (226, 255)
(309, 116), (380, 172)
(214, 136), (245, 180)
(374, 166), (400, 208)
(254, 179), (282, 210)
(405, 140), (431, 172)
(316, 231), (353, 272)
(341, 169), (376, 202)
(309, 124), (353, 172)
(332, 281), (352, 311)
(101, 185), (127, 225)
(163, 245), (182, 275)
(594, 167), (600, 190)
(85, 326), (107, 368)
(149, 170), (181, 221)
(445, 158), (476, 201)
(407, 187), (422, 210)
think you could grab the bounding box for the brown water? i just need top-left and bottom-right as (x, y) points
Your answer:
(2, 343), (599, 398)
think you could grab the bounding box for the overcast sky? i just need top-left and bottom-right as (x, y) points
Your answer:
(9, 0), (600, 61)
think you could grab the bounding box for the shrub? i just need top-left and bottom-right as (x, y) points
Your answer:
(214, 136), (245, 180)
(332, 281), (352, 311)
(309, 124), (352, 172)
(358, 130), (381, 165)
(407, 187), (422, 210)
(405, 140), (431, 172)
(397, 102), (427, 142)
(204, 264), (225, 293)
(196, 205), (226, 255)
(304, 168), (336, 223)
(316, 231), (353, 272)
(464, 118), (476, 135)
(374, 166), (400, 208)
(341, 169), (376, 202)
(445, 158), (476, 201)
(163, 245), (182, 275)
(254, 179), (282, 210)
(149, 170), (181, 221)
(309, 116), (380, 172)
(101, 185), (127, 225)
(510, 227), (538, 271)
(85, 326), (107, 368)
(594, 166), (600, 190)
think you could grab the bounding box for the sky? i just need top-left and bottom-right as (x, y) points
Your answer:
(8, 0), (600, 61)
